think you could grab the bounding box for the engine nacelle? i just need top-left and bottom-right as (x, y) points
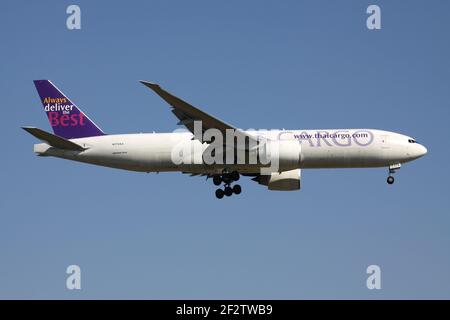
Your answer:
(255, 169), (301, 191)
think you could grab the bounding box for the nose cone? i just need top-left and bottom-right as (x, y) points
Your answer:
(411, 144), (427, 159)
(417, 144), (428, 157)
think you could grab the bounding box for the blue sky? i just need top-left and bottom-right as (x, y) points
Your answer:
(1, 0), (449, 299)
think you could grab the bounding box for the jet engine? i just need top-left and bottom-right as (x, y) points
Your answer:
(253, 169), (301, 191)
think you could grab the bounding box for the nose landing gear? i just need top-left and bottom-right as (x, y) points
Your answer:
(213, 171), (241, 199)
(387, 163), (401, 185)
(387, 176), (395, 184)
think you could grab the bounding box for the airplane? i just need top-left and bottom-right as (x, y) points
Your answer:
(23, 80), (427, 199)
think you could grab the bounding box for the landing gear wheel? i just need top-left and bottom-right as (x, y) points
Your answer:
(230, 171), (240, 182)
(222, 175), (232, 184)
(215, 189), (224, 199)
(387, 176), (395, 185)
(232, 184), (242, 195)
(224, 186), (233, 197)
(213, 175), (222, 186)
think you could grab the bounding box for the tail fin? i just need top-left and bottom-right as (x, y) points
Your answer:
(33, 80), (105, 139)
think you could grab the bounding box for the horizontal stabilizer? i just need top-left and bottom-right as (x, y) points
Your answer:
(22, 127), (85, 151)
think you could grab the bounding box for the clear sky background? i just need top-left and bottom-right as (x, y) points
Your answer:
(1, 0), (449, 299)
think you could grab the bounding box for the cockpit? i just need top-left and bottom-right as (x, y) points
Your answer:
(408, 139), (417, 144)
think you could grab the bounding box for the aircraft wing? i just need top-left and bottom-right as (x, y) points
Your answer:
(139, 81), (259, 149)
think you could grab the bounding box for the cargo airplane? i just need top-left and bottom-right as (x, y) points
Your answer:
(23, 80), (427, 199)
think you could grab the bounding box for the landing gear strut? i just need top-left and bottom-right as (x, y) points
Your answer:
(387, 163), (401, 185)
(213, 171), (241, 199)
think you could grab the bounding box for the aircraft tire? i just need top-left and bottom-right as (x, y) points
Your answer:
(215, 189), (225, 199)
(224, 186), (233, 197)
(231, 171), (240, 182)
(232, 184), (242, 195)
(213, 175), (222, 186)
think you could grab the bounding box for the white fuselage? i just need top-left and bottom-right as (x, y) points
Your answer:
(33, 129), (427, 174)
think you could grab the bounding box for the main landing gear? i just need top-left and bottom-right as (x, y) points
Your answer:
(387, 163), (401, 185)
(213, 171), (241, 199)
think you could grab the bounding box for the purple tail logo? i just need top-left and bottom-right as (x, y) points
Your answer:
(34, 80), (105, 139)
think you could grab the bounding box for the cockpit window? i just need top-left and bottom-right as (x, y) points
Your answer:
(408, 139), (417, 143)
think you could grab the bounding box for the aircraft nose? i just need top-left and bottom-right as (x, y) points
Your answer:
(406, 143), (427, 160)
(418, 144), (427, 157)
